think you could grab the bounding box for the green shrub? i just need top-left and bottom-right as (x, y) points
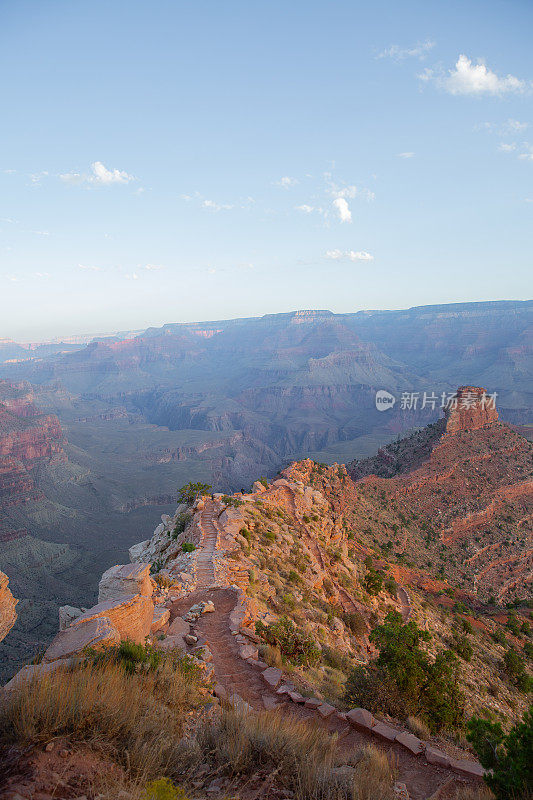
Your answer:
(181, 542), (195, 553)
(177, 482), (212, 505)
(467, 706), (533, 799)
(343, 611), (367, 637)
(255, 617), (320, 666)
(363, 568), (383, 596)
(141, 779), (189, 800)
(503, 648), (533, 692)
(451, 631), (473, 662)
(171, 512), (191, 539)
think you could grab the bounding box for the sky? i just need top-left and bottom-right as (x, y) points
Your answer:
(0, 0), (532, 340)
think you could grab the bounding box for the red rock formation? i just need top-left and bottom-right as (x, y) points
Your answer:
(0, 383), (66, 515)
(444, 386), (499, 435)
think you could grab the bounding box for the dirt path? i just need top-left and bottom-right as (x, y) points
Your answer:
(168, 502), (475, 800)
(195, 499), (219, 589)
(398, 586), (412, 622)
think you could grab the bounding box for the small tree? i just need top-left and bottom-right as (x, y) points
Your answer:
(363, 568), (383, 596)
(178, 482), (212, 505)
(467, 706), (533, 799)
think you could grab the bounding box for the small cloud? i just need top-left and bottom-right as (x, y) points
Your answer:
(144, 263), (165, 271)
(29, 171), (49, 185)
(78, 263), (102, 272)
(332, 197), (352, 223)
(377, 40), (435, 61)
(398, 152), (415, 159)
(124, 272), (139, 280)
(202, 199), (234, 212)
(518, 145), (533, 162)
(295, 204), (315, 213)
(34, 271), (50, 278)
(2, 274), (19, 282)
(325, 249), (373, 262)
(29, 230), (50, 237)
(498, 142), (517, 152)
(61, 161), (135, 186)
(274, 176), (298, 188)
(421, 55), (528, 96)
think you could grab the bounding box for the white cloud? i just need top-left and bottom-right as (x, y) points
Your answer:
(78, 263), (102, 272)
(202, 199), (234, 212)
(377, 40), (435, 61)
(333, 197), (351, 223)
(295, 204), (315, 213)
(34, 272), (50, 278)
(398, 152), (415, 159)
(275, 176), (298, 188)
(60, 161), (134, 186)
(498, 143), (517, 152)
(124, 272), (139, 280)
(421, 55), (528, 96)
(144, 263), (165, 271)
(325, 249), (373, 262)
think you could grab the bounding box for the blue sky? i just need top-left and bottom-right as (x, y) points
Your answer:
(1, 0), (532, 340)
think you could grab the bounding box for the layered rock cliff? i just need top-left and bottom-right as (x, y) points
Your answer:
(0, 570), (17, 642)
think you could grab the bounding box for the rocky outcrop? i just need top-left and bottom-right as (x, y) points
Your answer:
(444, 386), (499, 435)
(0, 570), (17, 642)
(70, 594), (155, 645)
(98, 562), (153, 603)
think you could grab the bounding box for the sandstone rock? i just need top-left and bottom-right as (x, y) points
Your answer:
(262, 667), (282, 688)
(58, 605), (84, 630)
(393, 782), (410, 800)
(276, 683), (294, 696)
(262, 694), (279, 710)
(288, 690), (304, 703)
(44, 616), (120, 661)
(168, 617), (189, 637)
(71, 594), (154, 644)
(185, 634), (198, 645)
(213, 683), (227, 700)
(346, 708), (375, 731)
(0, 571), (18, 643)
(372, 722), (398, 742)
(394, 731), (424, 755)
(304, 697), (322, 710)
(151, 606), (170, 633)
(253, 480), (266, 493)
(445, 386), (499, 435)
(98, 563), (152, 603)
(425, 746), (451, 768)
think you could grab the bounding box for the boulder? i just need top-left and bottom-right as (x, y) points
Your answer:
(71, 594), (154, 644)
(58, 605), (83, 630)
(151, 606), (170, 633)
(252, 480), (267, 493)
(98, 563), (153, 603)
(43, 617), (120, 662)
(288, 690), (304, 703)
(304, 697), (322, 710)
(346, 708), (375, 731)
(239, 645), (259, 660)
(394, 731), (424, 755)
(262, 667), (282, 688)
(262, 694), (279, 710)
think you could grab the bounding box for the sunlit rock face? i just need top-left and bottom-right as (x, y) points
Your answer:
(0, 570), (17, 642)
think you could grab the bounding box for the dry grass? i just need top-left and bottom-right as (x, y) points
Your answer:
(0, 653), (204, 780)
(192, 708), (395, 800)
(455, 787), (495, 800)
(407, 715), (431, 740)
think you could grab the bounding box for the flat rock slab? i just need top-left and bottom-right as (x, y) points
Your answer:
(44, 616), (120, 662)
(249, 659), (268, 670)
(99, 563), (152, 603)
(262, 694), (279, 710)
(372, 722), (398, 742)
(346, 708), (375, 731)
(451, 759), (485, 778)
(288, 690), (305, 703)
(262, 667), (282, 688)
(395, 731), (424, 755)
(304, 697), (322, 710)
(317, 703), (336, 719)
(276, 683), (294, 696)
(169, 617), (190, 637)
(425, 746), (451, 768)
(213, 683), (227, 700)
